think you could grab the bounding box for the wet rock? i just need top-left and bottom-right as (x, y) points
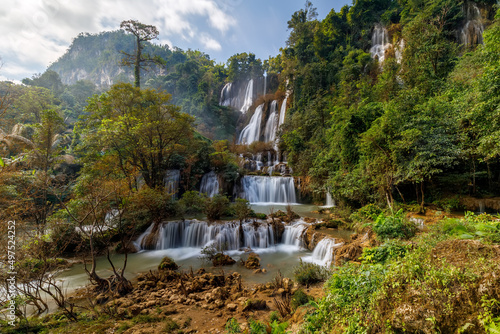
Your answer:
(245, 253), (261, 269)
(212, 253), (236, 266)
(227, 303), (237, 311)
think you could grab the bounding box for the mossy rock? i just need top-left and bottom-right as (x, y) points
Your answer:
(158, 256), (179, 271)
(245, 253), (261, 269)
(212, 253), (236, 266)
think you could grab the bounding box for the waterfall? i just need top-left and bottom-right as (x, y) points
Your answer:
(263, 73), (267, 96)
(461, 2), (484, 47)
(200, 171), (219, 197)
(324, 192), (335, 208)
(238, 103), (264, 144)
(278, 97), (287, 127)
(164, 170), (180, 199)
(240, 79), (254, 113)
(309, 238), (343, 266)
(370, 24), (392, 63)
(137, 220), (276, 251)
(220, 82), (232, 106)
(282, 221), (308, 247)
(263, 100), (278, 143)
(240, 175), (297, 204)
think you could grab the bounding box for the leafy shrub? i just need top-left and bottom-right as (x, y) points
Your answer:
(433, 196), (462, 213)
(350, 203), (383, 223)
(360, 240), (410, 264)
(270, 320), (289, 334)
(179, 190), (206, 214)
(225, 318), (241, 333)
(248, 318), (267, 334)
(293, 259), (330, 286)
(291, 289), (310, 310)
(232, 198), (252, 222)
(269, 311), (280, 322)
(204, 194), (231, 220)
(439, 212), (500, 243)
(373, 209), (416, 239)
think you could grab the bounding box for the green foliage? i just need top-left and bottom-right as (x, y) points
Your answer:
(232, 198), (252, 222)
(439, 212), (500, 243)
(350, 203), (384, 223)
(248, 318), (267, 334)
(225, 318), (241, 333)
(291, 289), (311, 310)
(293, 259), (330, 286)
(360, 240), (410, 264)
(372, 209), (417, 240)
(270, 320), (289, 334)
(203, 194), (231, 220)
(179, 190), (207, 214)
(158, 256), (179, 271)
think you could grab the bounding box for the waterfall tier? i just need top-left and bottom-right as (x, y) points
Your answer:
(461, 2), (484, 47)
(200, 171), (219, 197)
(263, 100), (278, 143)
(238, 104), (264, 144)
(370, 24), (392, 62)
(308, 238), (343, 266)
(164, 170), (180, 198)
(239, 175), (297, 204)
(136, 219), (311, 251)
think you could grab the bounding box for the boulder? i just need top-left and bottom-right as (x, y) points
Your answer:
(158, 256), (179, 271)
(245, 253), (261, 269)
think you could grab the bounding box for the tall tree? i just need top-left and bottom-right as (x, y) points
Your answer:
(120, 20), (160, 88)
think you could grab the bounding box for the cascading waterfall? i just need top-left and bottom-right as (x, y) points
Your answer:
(308, 238), (343, 266)
(240, 79), (254, 113)
(137, 220), (276, 251)
(164, 170), (180, 198)
(278, 97), (287, 127)
(263, 100), (278, 143)
(461, 2), (484, 47)
(200, 171), (219, 197)
(281, 221), (308, 247)
(263, 72), (267, 96)
(324, 192), (335, 208)
(219, 82), (232, 106)
(240, 175), (297, 204)
(370, 24), (392, 62)
(238, 103), (264, 144)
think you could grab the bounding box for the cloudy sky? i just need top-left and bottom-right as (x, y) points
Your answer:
(0, 0), (350, 82)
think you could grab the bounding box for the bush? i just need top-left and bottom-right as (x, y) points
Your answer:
(204, 194), (231, 220)
(360, 240), (410, 264)
(373, 209), (416, 240)
(225, 318), (241, 333)
(293, 259), (330, 286)
(179, 190), (206, 214)
(350, 203), (383, 223)
(291, 289), (310, 310)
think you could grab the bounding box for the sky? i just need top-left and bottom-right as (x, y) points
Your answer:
(0, 0), (351, 82)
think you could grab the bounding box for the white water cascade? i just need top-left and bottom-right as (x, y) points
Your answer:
(238, 103), (264, 144)
(240, 79), (254, 113)
(138, 220), (275, 250)
(219, 82), (233, 107)
(263, 100), (278, 143)
(200, 171), (219, 197)
(240, 175), (297, 204)
(278, 97), (287, 127)
(307, 238), (343, 266)
(323, 192), (335, 208)
(370, 24), (392, 63)
(164, 170), (180, 198)
(282, 221), (308, 247)
(461, 2), (484, 47)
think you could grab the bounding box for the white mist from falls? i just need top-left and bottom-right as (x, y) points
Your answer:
(370, 24), (392, 62)
(238, 103), (264, 144)
(240, 175), (297, 205)
(461, 2), (484, 47)
(200, 171), (219, 197)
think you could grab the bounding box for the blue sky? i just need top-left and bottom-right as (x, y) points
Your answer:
(0, 0), (350, 82)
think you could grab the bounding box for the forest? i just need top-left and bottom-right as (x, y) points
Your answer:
(1, 0), (500, 333)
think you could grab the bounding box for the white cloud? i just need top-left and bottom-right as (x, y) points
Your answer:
(0, 0), (236, 80)
(200, 33), (222, 51)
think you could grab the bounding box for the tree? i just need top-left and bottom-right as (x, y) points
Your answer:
(79, 83), (195, 190)
(120, 20), (161, 88)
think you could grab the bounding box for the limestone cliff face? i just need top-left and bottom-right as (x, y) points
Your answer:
(48, 30), (165, 87)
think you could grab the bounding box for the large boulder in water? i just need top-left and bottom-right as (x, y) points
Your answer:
(244, 252), (261, 269)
